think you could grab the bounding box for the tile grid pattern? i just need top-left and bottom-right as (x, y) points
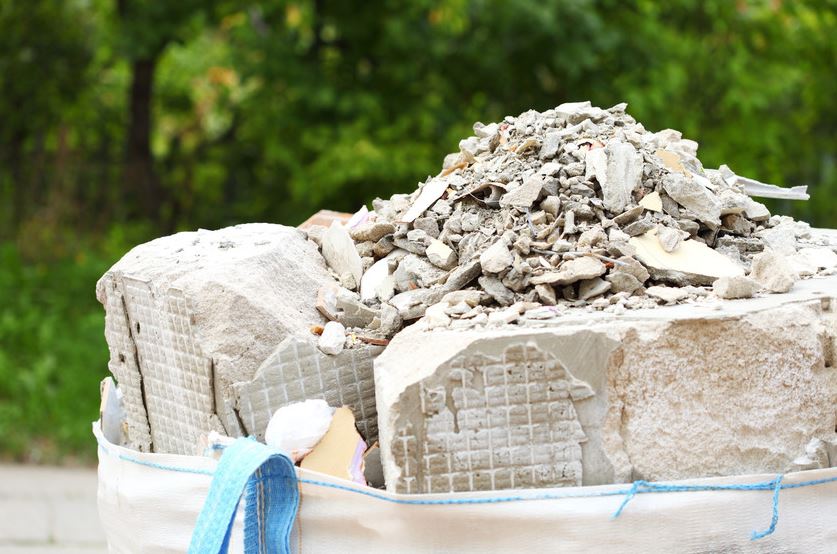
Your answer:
(233, 340), (379, 442)
(393, 342), (587, 494)
(122, 278), (215, 454)
(99, 276), (153, 452)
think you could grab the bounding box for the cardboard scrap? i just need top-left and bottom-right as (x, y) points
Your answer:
(301, 406), (367, 485)
(298, 210), (352, 230)
(639, 191), (663, 212)
(655, 149), (686, 174)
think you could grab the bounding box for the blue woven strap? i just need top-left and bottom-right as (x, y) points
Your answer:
(188, 438), (299, 554)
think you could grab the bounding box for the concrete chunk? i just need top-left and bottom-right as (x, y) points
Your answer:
(426, 239), (458, 270)
(479, 239), (514, 274)
(96, 223), (358, 454)
(750, 249), (796, 293)
(234, 337), (382, 443)
(586, 142), (642, 213)
(376, 275), (837, 493)
(322, 221), (364, 290)
(499, 175), (544, 209)
(529, 257), (606, 286)
(662, 173), (721, 226)
(712, 275), (760, 299)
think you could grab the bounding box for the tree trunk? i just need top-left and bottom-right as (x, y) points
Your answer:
(124, 57), (162, 221)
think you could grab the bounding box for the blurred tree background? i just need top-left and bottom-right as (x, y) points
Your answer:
(0, 0), (835, 463)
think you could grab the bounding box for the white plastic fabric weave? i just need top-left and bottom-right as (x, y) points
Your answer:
(94, 422), (837, 553)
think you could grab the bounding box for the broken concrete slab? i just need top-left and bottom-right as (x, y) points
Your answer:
(529, 257), (606, 286)
(499, 175), (544, 209)
(322, 221), (364, 290)
(400, 178), (449, 223)
(234, 336), (382, 444)
(479, 239), (514, 274)
(375, 273), (837, 493)
(661, 173), (721, 226)
(96, 223), (340, 454)
(585, 142), (642, 214)
(630, 229), (744, 286)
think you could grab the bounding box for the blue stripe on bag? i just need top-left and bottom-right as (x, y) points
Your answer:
(188, 438), (299, 554)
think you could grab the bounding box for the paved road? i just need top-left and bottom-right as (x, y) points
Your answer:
(0, 464), (106, 553)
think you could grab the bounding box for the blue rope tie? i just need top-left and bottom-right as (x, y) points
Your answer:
(609, 474), (787, 540)
(611, 480), (643, 519)
(751, 475), (783, 540)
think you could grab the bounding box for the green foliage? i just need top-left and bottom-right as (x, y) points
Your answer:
(0, 243), (109, 463)
(0, 0), (835, 461)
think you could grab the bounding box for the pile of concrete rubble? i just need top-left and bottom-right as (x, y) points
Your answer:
(307, 101), (833, 343)
(98, 102), (837, 495)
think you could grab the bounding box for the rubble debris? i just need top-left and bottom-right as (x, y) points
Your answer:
(712, 275), (760, 299)
(362, 444), (385, 488)
(749, 249), (796, 293)
(264, 399), (335, 462)
(300, 406), (368, 485)
(319, 321), (347, 355)
(322, 221), (364, 290)
(103, 101), (835, 500)
(792, 438), (830, 471)
(318, 101), (823, 338)
(719, 165), (810, 200)
(639, 191), (663, 212)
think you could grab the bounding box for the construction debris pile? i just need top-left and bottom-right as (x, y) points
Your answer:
(306, 101), (834, 342)
(97, 102), (837, 496)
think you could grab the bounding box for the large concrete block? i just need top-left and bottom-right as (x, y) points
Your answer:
(375, 274), (837, 493)
(97, 223), (379, 454)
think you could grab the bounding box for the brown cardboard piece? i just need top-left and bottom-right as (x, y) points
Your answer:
(301, 406), (368, 484)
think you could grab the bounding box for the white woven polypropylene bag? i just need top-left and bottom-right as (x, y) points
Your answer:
(94, 422), (837, 553)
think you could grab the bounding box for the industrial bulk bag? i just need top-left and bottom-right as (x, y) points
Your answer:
(94, 422), (837, 553)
